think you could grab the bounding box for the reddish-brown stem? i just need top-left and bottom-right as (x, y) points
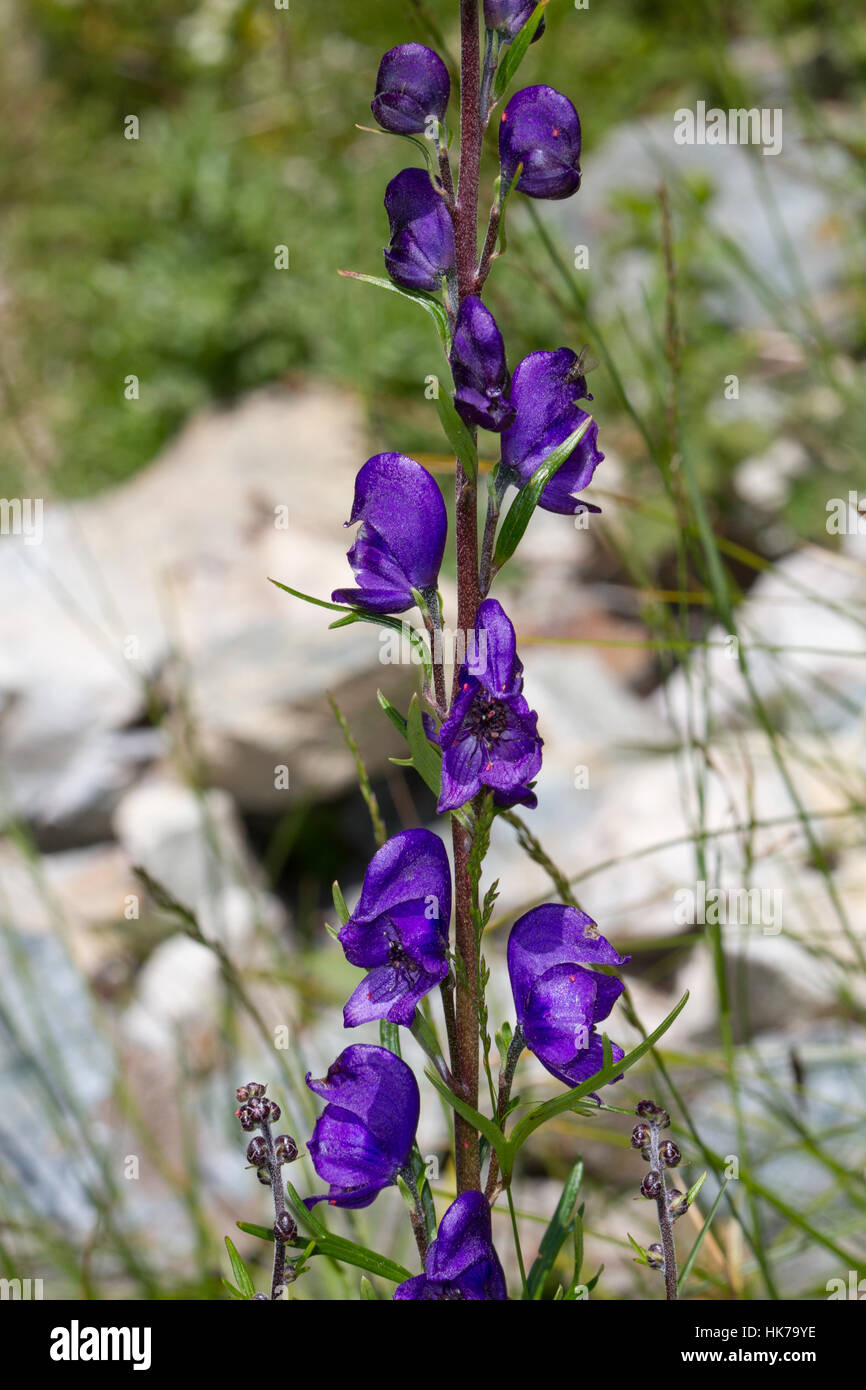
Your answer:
(450, 0), (484, 1197)
(455, 0), (482, 301)
(451, 819), (481, 1191)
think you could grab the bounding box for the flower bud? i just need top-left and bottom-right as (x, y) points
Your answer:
(246, 1137), (269, 1166)
(640, 1170), (662, 1199)
(647, 1243), (664, 1270)
(635, 1099), (659, 1119)
(372, 44), (450, 136)
(274, 1211), (298, 1244)
(450, 297), (515, 432)
(667, 1188), (689, 1219)
(246, 1082), (267, 1099)
(499, 86), (581, 200)
(630, 1123), (651, 1150)
(236, 1105), (257, 1132)
(384, 168), (456, 292)
(256, 1166), (272, 1186)
(235, 1085), (250, 1103)
(275, 1135), (299, 1164)
(659, 1140), (681, 1168)
(267, 1101), (281, 1123)
(484, 1), (545, 43)
(247, 1098), (267, 1123)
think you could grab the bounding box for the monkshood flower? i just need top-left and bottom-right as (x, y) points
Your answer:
(449, 295), (515, 432)
(484, 0), (545, 42)
(437, 598), (542, 812)
(339, 829), (451, 1027)
(331, 452), (447, 613)
(501, 348), (604, 515)
(507, 904), (630, 1091)
(384, 167), (456, 292)
(305, 1044), (419, 1209)
(371, 43), (451, 136)
(394, 1191), (507, 1300)
(499, 85), (581, 200)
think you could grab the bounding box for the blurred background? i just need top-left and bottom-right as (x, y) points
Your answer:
(1, 0), (865, 1300)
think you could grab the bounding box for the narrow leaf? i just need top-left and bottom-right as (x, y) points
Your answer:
(526, 1158), (583, 1299)
(434, 389), (478, 480)
(338, 270), (450, 352)
(331, 880), (350, 926)
(224, 1236), (256, 1300)
(493, 416), (594, 572)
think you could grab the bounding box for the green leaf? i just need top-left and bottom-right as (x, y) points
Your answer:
(493, 2), (548, 101)
(379, 1019), (402, 1055)
(360, 1276), (378, 1300)
(433, 389), (477, 480)
(236, 1221), (276, 1242)
(268, 577), (350, 614)
(402, 693), (443, 800)
(685, 1169), (709, 1208)
(377, 688), (408, 737)
(526, 1158), (583, 1299)
(338, 269), (450, 352)
(224, 1236), (256, 1300)
(492, 416), (594, 573)
(627, 1231), (651, 1266)
(332, 880), (350, 926)
(222, 1278), (246, 1300)
(506, 991), (689, 1166)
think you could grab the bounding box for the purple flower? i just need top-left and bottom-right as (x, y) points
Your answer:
(507, 904), (630, 1091)
(449, 296), (515, 433)
(305, 1044), (419, 1209)
(501, 348), (603, 515)
(437, 599), (542, 813)
(394, 1191), (507, 1299)
(484, 0), (545, 42)
(372, 44), (450, 136)
(339, 829), (451, 1027)
(499, 86), (581, 200)
(331, 453), (447, 614)
(384, 167), (456, 292)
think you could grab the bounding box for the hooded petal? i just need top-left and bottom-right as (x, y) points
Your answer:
(507, 906), (629, 1093)
(499, 85), (581, 200)
(464, 597), (519, 693)
(508, 905), (630, 1009)
(384, 168), (456, 291)
(304, 1044), (419, 1207)
(394, 1191), (507, 1299)
(501, 348), (603, 514)
(350, 827), (451, 926)
(449, 297), (514, 434)
(484, 0), (546, 40)
(372, 44), (450, 136)
(332, 454), (447, 612)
